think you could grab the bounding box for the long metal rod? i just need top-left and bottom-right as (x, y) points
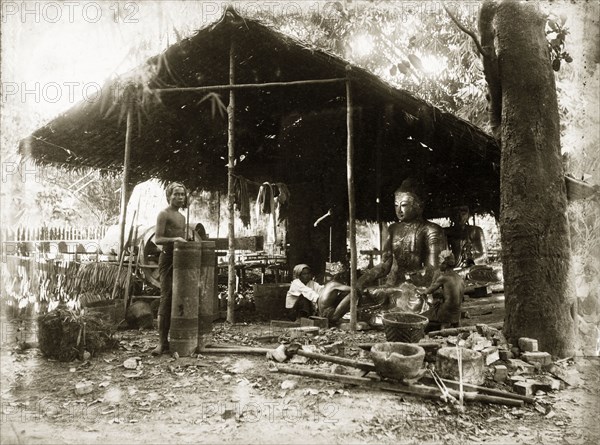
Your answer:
(153, 78), (346, 94)
(226, 38), (236, 324)
(346, 74), (358, 332)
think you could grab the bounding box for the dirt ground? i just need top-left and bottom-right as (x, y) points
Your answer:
(1, 296), (599, 445)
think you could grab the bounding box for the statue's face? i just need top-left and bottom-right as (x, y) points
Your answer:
(394, 193), (422, 222)
(453, 206), (470, 225)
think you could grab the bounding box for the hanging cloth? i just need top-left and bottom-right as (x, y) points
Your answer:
(233, 176), (251, 228)
(274, 182), (290, 223)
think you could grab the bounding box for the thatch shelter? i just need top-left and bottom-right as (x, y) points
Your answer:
(19, 8), (500, 273)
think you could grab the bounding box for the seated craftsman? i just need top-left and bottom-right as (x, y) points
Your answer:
(286, 264), (323, 320)
(317, 272), (354, 324)
(419, 250), (465, 332)
(286, 264), (351, 322)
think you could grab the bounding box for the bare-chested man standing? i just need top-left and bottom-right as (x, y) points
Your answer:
(152, 182), (188, 355)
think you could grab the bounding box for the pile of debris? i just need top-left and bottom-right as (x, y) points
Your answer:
(421, 324), (582, 396)
(199, 321), (581, 410)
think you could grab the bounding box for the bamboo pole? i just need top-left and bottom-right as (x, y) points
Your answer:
(226, 38), (236, 324)
(153, 78), (346, 94)
(118, 104), (133, 255)
(346, 73), (358, 332)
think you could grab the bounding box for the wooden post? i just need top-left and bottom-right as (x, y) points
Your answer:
(118, 101), (133, 255)
(227, 38), (236, 324)
(346, 73), (358, 332)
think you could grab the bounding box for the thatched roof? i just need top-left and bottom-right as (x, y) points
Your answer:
(19, 8), (500, 220)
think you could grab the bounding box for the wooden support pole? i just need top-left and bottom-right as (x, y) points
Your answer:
(118, 105), (133, 255)
(346, 73), (358, 332)
(227, 38), (236, 324)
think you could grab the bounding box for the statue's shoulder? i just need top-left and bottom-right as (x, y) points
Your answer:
(424, 220), (444, 233)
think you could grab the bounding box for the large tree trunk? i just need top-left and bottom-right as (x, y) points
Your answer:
(493, 0), (576, 356)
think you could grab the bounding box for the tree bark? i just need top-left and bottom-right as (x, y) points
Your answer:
(493, 0), (576, 356)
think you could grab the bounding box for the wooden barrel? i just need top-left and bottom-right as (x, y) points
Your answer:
(171, 241), (202, 356)
(139, 226), (200, 289)
(198, 241), (216, 345)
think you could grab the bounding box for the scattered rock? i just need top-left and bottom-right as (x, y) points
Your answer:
(281, 379), (297, 390)
(75, 381), (93, 395)
(548, 365), (583, 387)
(123, 357), (141, 370)
(506, 358), (535, 374)
(482, 346), (500, 365)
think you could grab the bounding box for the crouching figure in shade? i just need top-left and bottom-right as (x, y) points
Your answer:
(419, 250), (465, 332)
(445, 205), (487, 268)
(286, 264), (351, 323)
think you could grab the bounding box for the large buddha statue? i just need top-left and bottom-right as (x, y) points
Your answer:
(357, 179), (447, 294)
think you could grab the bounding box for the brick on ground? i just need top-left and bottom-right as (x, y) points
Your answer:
(300, 316), (329, 329)
(499, 349), (514, 361)
(270, 320), (301, 329)
(522, 351), (553, 367)
(493, 365), (508, 383)
(532, 376), (562, 391)
(518, 337), (539, 352)
(482, 346), (500, 365)
(513, 380), (536, 396)
(506, 358), (536, 374)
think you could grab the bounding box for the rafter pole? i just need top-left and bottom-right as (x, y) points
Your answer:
(153, 78), (346, 94)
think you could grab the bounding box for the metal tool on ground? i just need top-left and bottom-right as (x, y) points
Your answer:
(201, 343), (376, 374)
(275, 365), (523, 406)
(429, 369), (456, 404)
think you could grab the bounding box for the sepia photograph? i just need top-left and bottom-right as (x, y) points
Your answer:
(1, 1), (599, 443)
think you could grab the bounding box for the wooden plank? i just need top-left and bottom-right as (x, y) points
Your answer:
(207, 236), (264, 251)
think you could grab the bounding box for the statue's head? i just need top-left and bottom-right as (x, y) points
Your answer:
(394, 178), (425, 222)
(166, 182), (187, 209)
(451, 205), (470, 225)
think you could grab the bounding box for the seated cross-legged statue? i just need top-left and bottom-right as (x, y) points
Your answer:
(356, 178), (447, 314)
(444, 205), (487, 268)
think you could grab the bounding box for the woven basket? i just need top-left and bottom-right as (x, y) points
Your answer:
(382, 312), (429, 343)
